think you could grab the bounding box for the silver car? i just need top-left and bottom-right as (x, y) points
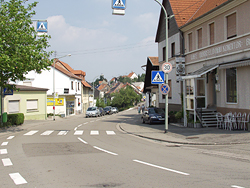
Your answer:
(86, 107), (100, 118)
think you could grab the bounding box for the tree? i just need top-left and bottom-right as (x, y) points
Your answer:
(0, 0), (53, 89)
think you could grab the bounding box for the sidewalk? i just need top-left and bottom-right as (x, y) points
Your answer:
(119, 110), (250, 145)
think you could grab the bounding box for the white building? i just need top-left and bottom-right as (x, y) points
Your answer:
(14, 59), (82, 117)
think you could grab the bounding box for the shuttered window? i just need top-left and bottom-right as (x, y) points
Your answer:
(9, 100), (20, 114)
(209, 23), (215, 45)
(188, 33), (192, 52)
(227, 13), (236, 39)
(197, 28), (202, 49)
(27, 99), (38, 111)
(171, 42), (175, 57)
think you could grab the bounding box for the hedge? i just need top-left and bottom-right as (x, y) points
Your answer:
(7, 113), (24, 125)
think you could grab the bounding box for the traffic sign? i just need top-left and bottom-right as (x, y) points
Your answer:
(162, 62), (172, 73)
(3, 88), (13, 95)
(160, 84), (170, 95)
(151, 71), (165, 84)
(37, 21), (48, 33)
(112, 0), (126, 9)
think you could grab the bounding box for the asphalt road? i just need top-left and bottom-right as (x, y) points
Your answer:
(0, 109), (249, 188)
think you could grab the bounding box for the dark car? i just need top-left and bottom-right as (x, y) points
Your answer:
(141, 107), (165, 124)
(98, 107), (105, 116)
(103, 106), (113, 115)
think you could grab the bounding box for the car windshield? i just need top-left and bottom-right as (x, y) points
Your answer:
(87, 107), (96, 111)
(148, 108), (164, 114)
(104, 107), (109, 110)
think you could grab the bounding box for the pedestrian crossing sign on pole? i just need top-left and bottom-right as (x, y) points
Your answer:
(36, 20), (48, 36)
(151, 71), (165, 84)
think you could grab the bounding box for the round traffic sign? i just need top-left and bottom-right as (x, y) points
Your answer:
(160, 84), (170, 95)
(162, 62), (172, 73)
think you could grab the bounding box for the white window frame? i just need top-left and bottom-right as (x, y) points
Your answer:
(224, 11), (237, 40)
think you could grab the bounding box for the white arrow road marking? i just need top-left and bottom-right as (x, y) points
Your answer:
(90, 130), (99, 135)
(24, 130), (38, 136)
(133, 160), (190, 176)
(41, 130), (54, 135)
(2, 158), (13, 166)
(7, 136), (14, 140)
(9, 173), (27, 185)
(74, 130), (84, 135)
(106, 131), (116, 135)
(1, 142), (8, 146)
(93, 146), (118, 156)
(78, 137), (88, 144)
(0, 149), (7, 154)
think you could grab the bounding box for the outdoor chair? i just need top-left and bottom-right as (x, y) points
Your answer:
(241, 113), (249, 131)
(216, 112), (224, 129)
(236, 112), (242, 129)
(224, 113), (233, 131)
(231, 113), (238, 130)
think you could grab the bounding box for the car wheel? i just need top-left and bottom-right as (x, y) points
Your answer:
(149, 119), (153, 125)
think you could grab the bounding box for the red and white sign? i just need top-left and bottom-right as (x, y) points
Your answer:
(162, 62), (172, 73)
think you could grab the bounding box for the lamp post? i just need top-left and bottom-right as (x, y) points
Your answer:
(92, 74), (104, 107)
(52, 54), (71, 121)
(154, 0), (174, 133)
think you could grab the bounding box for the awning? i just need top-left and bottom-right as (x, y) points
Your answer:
(219, 59), (250, 69)
(181, 64), (219, 80)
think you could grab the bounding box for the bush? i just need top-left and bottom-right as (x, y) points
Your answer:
(7, 113), (24, 125)
(175, 111), (183, 119)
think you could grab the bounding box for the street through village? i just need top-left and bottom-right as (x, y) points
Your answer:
(0, 108), (249, 188)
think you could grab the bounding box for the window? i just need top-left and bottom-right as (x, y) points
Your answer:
(78, 98), (80, 106)
(163, 47), (166, 61)
(197, 28), (202, 49)
(209, 23), (215, 45)
(75, 82), (77, 92)
(71, 81), (74, 90)
(78, 82), (80, 91)
(188, 33), (192, 52)
(64, 88), (69, 94)
(227, 13), (236, 39)
(226, 68), (237, 103)
(27, 99), (38, 111)
(8, 100), (20, 113)
(171, 43), (175, 57)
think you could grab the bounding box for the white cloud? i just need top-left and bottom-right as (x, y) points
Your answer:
(133, 13), (158, 33)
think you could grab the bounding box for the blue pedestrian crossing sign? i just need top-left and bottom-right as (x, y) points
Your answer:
(160, 84), (170, 95)
(151, 71), (165, 84)
(37, 21), (48, 33)
(112, 0), (126, 9)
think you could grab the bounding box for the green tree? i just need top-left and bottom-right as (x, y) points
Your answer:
(0, 0), (53, 89)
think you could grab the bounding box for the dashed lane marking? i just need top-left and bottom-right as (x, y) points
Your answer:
(9, 173), (27, 185)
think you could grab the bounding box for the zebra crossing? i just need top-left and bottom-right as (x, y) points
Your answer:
(23, 130), (116, 136)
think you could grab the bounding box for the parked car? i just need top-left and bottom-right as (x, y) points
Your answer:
(86, 107), (100, 118)
(141, 107), (165, 124)
(111, 107), (118, 114)
(103, 106), (113, 115)
(98, 107), (105, 116)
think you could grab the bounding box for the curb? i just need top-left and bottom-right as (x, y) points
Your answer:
(119, 124), (250, 146)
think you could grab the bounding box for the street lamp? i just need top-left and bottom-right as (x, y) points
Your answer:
(154, 0), (174, 133)
(52, 54), (71, 121)
(92, 74), (104, 107)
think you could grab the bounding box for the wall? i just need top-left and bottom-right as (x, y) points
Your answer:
(4, 91), (47, 120)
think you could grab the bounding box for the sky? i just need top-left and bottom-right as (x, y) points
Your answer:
(30, 0), (160, 82)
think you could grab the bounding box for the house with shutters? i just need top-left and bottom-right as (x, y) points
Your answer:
(179, 0), (250, 127)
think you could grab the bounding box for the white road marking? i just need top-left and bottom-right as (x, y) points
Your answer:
(2, 158), (13, 166)
(9, 173), (27, 185)
(74, 127), (77, 131)
(133, 160), (190, 176)
(93, 146), (118, 156)
(106, 131), (116, 135)
(74, 130), (84, 135)
(24, 130), (38, 136)
(58, 131), (69, 135)
(41, 130), (54, 135)
(78, 124), (82, 127)
(232, 185), (245, 188)
(78, 137), (88, 144)
(7, 136), (15, 140)
(0, 149), (7, 154)
(83, 122), (88, 125)
(90, 130), (99, 135)
(1, 142), (8, 146)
